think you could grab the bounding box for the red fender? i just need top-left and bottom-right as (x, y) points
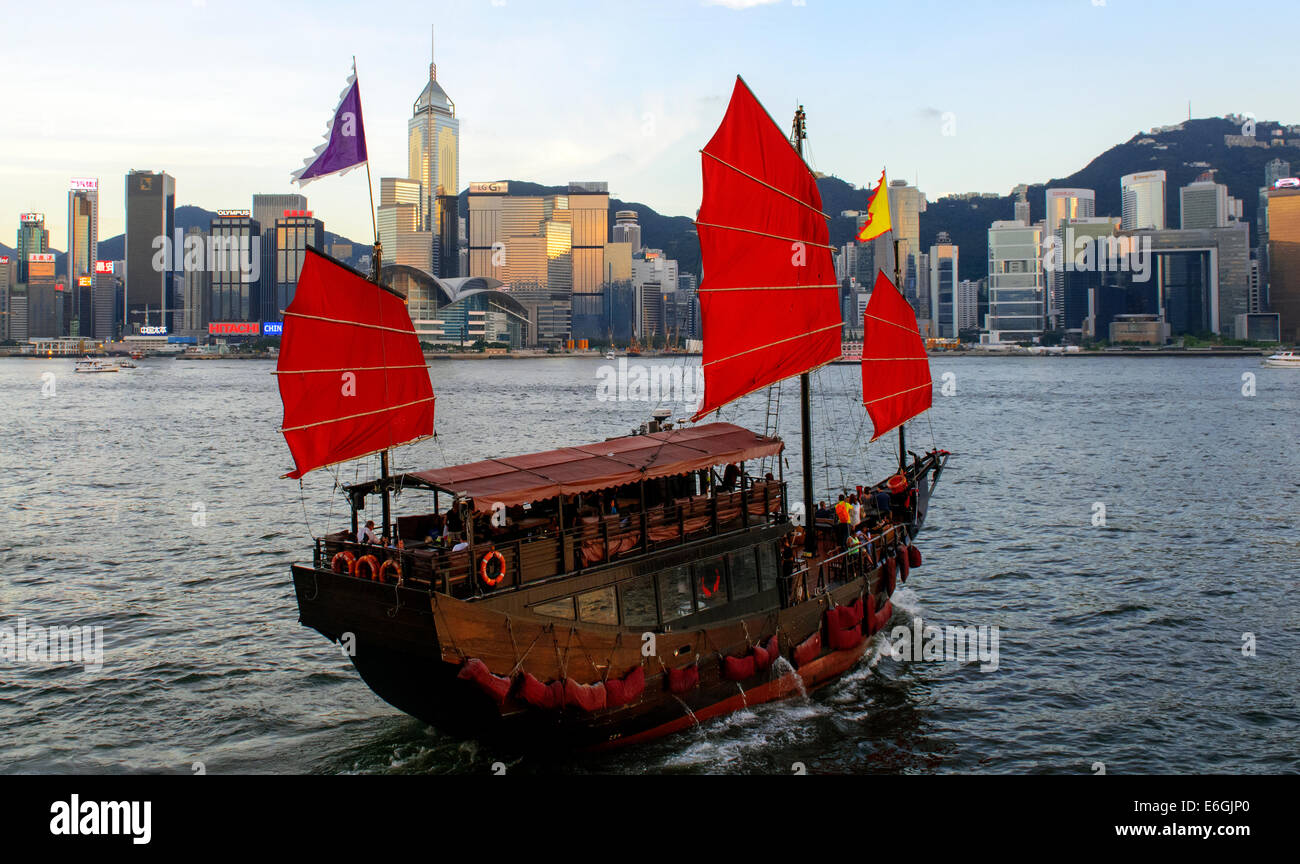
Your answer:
(793, 631), (822, 668)
(456, 659), (512, 707)
(908, 545), (922, 568)
(752, 635), (780, 670)
(898, 546), (910, 583)
(723, 653), (757, 681)
(667, 664), (699, 694)
(605, 666), (646, 708)
(563, 678), (607, 713)
(520, 672), (564, 710)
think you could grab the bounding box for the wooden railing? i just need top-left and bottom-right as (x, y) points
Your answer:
(317, 478), (786, 599)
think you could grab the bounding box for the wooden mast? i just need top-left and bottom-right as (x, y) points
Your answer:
(893, 236), (906, 473)
(792, 105), (817, 558)
(359, 67), (391, 539)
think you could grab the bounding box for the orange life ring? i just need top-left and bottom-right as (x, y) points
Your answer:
(354, 554), (380, 581)
(330, 550), (356, 575)
(378, 558), (402, 585)
(479, 550), (506, 588)
(886, 473), (909, 495)
(700, 569), (722, 599)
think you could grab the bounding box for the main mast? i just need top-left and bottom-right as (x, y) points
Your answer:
(792, 106), (817, 558)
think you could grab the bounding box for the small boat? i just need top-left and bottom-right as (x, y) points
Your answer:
(1263, 350), (1300, 368)
(276, 76), (949, 751)
(118, 359), (138, 369)
(74, 357), (120, 373)
(605, 351), (617, 360)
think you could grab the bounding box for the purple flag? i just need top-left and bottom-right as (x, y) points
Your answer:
(291, 64), (369, 186)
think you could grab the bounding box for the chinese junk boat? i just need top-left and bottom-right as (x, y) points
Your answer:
(281, 77), (948, 750)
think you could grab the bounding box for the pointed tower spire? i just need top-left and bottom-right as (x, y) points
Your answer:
(430, 25), (437, 81)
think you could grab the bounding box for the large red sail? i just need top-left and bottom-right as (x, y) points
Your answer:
(691, 77), (841, 421)
(861, 270), (932, 440)
(276, 248), (434, 478)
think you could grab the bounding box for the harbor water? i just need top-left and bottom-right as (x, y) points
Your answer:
(1, 354), (1296, 774)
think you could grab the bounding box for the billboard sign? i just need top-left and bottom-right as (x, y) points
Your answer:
(208, 321), (261, 336)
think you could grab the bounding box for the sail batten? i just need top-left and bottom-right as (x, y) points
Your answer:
(691, 77), (842, 421)
(276, 248), (435, 479)
(861, 270), (932, 441)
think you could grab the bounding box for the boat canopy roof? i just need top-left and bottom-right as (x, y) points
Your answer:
(369, 422), (782, 513)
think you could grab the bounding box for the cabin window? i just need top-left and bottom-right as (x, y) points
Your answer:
(577, 587), (618, 625)
(695, 556), (728, 611)
(757, 542), (777, 591)
(658, 565), (695, 622)
(531, 597), (575, 620)
(620, 574), (658, 628)
(728, 549), (759, 600)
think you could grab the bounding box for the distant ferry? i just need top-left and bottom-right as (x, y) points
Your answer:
(1263, 350), (1300, 368)
(74, 358), (119, 373)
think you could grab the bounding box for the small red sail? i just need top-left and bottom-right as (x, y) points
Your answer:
(691, 77), (841, 421)
(276, 248), (434, 478)
(861, 270), (932, 440)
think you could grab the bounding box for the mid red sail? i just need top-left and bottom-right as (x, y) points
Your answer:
(691, 77), (841, 421)
(861, 270), (932, 440)
(276, 248), (434, 478)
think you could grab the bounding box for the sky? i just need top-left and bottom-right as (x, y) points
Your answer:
(2, 0), (1296, 249)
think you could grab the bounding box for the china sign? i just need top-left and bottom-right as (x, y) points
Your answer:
(28, 253), (55, 263)
(262, 322), (283, 336)
(19, 213), (44, 223)
(140, 326), (167, 336)
(208, 321), (261, 336)
(95, 261), (114, 273)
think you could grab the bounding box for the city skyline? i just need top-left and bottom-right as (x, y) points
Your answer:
(3, 0), (1298, 247)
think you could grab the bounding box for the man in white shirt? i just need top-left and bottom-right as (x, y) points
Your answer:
(358, 520), (378, 544)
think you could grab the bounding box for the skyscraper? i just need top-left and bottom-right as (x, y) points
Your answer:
(613, 211), (642, 254)
(1121, 171), (1166, 231)
(1044, 188), (1096, 327)
(68, 179), (99, 336)
(272, 210), (325, 320)
(253, 192), (307, 311)
(568, 181), (611, 342)
(1180, 175), (1231, 229)
(0, 255), (11, 341)
(209, 211), (260, 323)
(16, 213), (49, 283)
(409, 33), (460, 277)
(1266, 187), (1300, 342)
(928, 234), (959, 338)
(124, 170), (175, 332)
(985, 219), (1045, 344)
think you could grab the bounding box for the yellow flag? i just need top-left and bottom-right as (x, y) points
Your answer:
(856, 169), (892, 242)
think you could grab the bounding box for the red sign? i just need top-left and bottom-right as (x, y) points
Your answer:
(29, 253), (55, 263)
(95, 260), (114, 273)
(0, 256), (8, 263)
(282, 209), (313, 218)
(208, 321), (261, 335)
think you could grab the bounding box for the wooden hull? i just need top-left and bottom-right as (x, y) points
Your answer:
(292, 531), (918, 752)
(291, 453), (946, 751)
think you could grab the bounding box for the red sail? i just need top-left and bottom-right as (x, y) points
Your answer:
(276, 248), (434, 478)
(691, 77), (841, 421)
(861, 270), (932, 440)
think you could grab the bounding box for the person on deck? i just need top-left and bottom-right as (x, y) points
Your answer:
(450, 535), (469, 553)
(834, 494), (852, 547)
(720, 463), (741, 493)
(849, 493), (862, 529)
(358, 520), (378, 544)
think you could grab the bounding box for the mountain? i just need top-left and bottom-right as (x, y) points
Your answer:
(915, 117), (1300, 282)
